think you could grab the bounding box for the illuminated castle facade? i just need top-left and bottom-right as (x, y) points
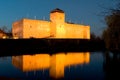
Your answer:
(12, 8), (90, 39)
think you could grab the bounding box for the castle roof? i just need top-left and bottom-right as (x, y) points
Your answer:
(50, 8), (64, 13)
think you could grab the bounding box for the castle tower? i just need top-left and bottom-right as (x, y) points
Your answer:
(50, 8), (65, 24)
(50, 8), (66, 38)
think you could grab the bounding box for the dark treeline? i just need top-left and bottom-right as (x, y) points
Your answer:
(0, 38), (105, 56)
(0, 26), (12, 38)
(91, 32), (102, 41)
(102, 1), (120, 52)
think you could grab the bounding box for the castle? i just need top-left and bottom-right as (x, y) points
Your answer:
(12, 8), (90, 39)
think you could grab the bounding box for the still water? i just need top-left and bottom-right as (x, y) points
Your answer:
(0, 52), (119, 80)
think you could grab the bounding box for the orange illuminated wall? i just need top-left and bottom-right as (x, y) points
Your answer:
(12, 19), (50, 38)
(12, 19), (23, 38)
(23, 19), (50, 38)
(65, 23), (90, 39)
(12, 8), (90, 39)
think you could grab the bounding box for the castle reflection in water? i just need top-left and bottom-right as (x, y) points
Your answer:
(12, 52), (90, 79)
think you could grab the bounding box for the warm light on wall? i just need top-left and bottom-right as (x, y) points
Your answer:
(12, 8), (90, 39)
(56, 25), (66, 38)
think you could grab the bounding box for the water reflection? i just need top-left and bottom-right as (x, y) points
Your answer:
(12, 54), (50, 72)
(12, 52), (90, 79)
(103, 52), (120, 80)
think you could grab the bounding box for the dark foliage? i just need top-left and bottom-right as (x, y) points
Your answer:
(102, 1), (120, 51)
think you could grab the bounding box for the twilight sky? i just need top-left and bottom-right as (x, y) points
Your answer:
(0, 0), (117, 36)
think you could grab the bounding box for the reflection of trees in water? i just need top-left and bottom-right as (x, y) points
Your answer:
(0, 57), (9, 61)
(103, 51), (120, 80)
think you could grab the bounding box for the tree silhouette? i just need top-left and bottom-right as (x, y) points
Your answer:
(102, 1), (120, 51)
(0, 26), (12, 38)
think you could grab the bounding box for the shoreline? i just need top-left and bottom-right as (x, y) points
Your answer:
(0, 39), (106, 56)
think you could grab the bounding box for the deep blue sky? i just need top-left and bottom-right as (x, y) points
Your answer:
(0, 0), (117, 36)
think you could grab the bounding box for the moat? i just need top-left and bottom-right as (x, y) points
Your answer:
(0, 39), (119, 80)
(0, 51), (119, 80)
